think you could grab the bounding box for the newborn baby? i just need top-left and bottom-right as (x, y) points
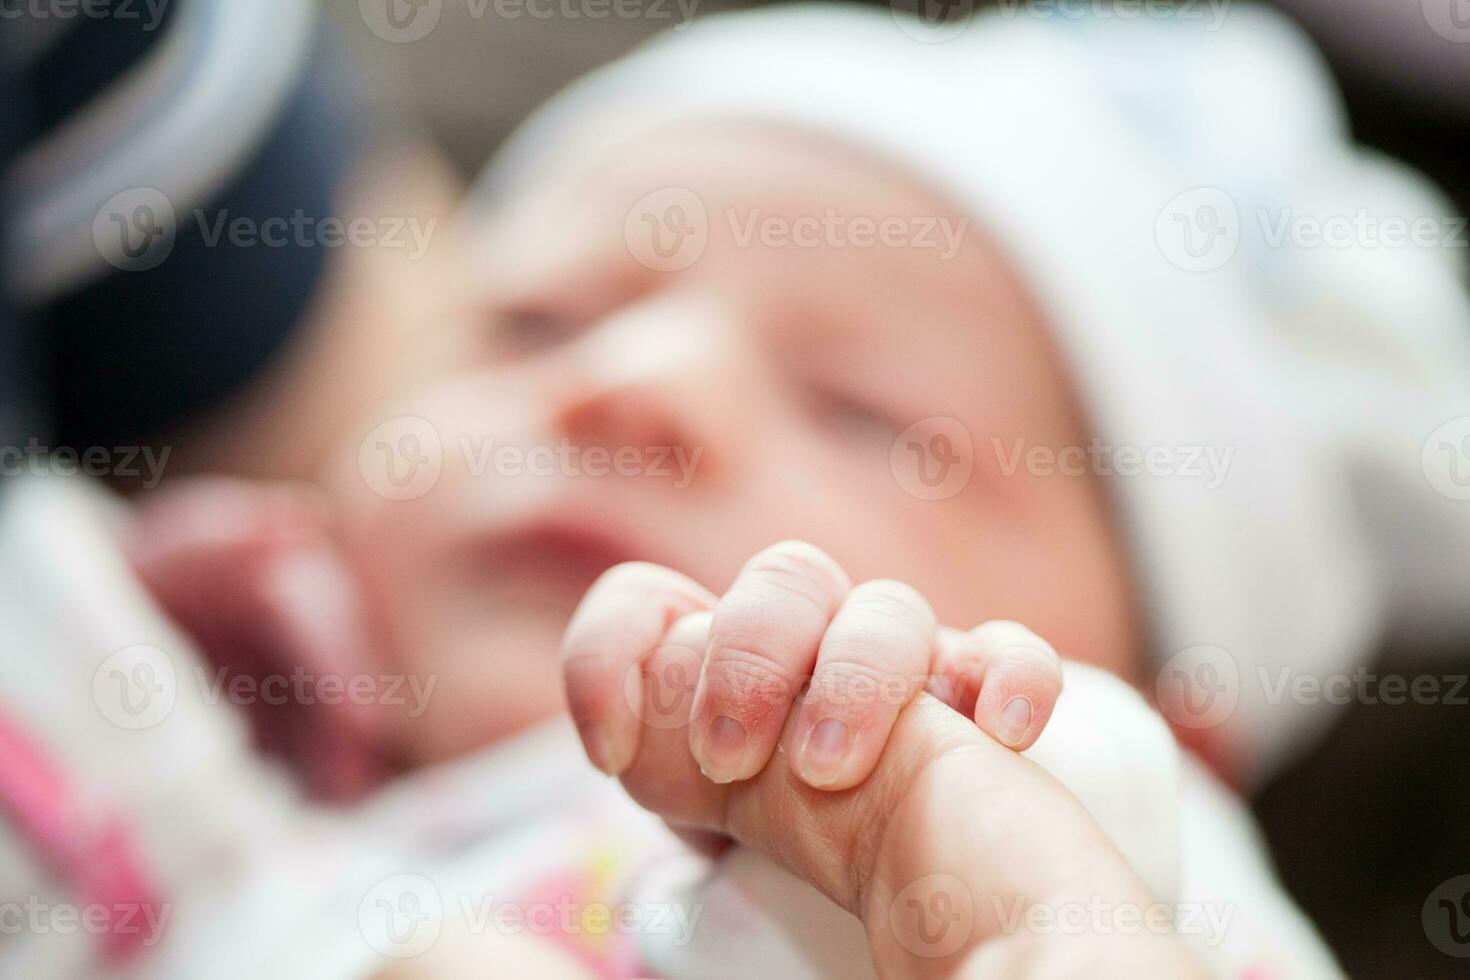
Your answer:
(136, 1), (1470, 795)
(7, 3), (1470, 978)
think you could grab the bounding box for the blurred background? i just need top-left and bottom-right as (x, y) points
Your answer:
(319, 0), (1470, 230)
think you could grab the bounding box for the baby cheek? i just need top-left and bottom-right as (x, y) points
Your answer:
(398, 613), (568, 764)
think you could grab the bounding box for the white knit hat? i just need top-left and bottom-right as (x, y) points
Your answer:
(474, 3), (1470, 785)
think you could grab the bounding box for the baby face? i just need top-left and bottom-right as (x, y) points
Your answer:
(327, 123), (1140, 763)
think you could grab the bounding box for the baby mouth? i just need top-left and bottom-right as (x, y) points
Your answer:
(460, 522), (648, 600)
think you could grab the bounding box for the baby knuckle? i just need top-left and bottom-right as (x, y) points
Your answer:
(744, 541), (850, 606)
(704, 649), (799, 708)
(847, 581), (935, 636)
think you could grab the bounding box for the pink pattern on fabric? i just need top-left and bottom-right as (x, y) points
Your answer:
(517, 867), (646, 979)
(0, 706), (166, 965)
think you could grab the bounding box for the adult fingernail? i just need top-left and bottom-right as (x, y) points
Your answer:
(797, 717), (851, 787)
(699, 715), (747, 783)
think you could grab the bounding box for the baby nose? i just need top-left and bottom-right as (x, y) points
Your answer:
(550, 299), (745, 484)
(557, 384), (692, 464)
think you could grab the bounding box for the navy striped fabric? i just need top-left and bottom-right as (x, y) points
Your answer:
(5, 2), (361, 450)
(0, 58), (30, 463)
(25, 1), (181, 142)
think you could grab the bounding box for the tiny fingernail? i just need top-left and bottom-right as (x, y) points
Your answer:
(997, 697), (1032, 747)
(699, 715), (747, 783)
(797, 717), (851, 787)
(579, 724), (615, 775)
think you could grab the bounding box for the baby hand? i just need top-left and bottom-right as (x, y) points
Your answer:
(562, 542), (1197, 979)
(562, 539), (1063, 789)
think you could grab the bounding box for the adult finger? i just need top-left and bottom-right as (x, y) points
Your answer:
(621, 692), (1170, 980)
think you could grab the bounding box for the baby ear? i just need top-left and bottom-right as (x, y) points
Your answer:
(124, 477), (395, 801)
